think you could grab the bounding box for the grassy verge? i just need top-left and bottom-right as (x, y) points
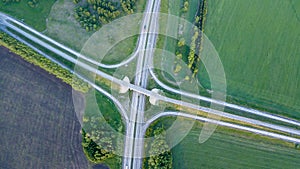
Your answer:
(99, 0), (147, 64)
(46, 0), (93, 51)
(156, 0), (207, 85)
(136, 0), (147, 12)
(46, 0), (146, 64)
(103, 35), (138, 64)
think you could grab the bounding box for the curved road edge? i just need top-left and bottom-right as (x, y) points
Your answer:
(143, 111), (300, 144)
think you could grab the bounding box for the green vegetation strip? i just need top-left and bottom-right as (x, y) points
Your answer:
(82, 90), (124, 168)
(0, 31), (90, 93)
(144, 122), (173, 169)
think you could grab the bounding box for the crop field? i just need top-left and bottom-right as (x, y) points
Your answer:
(0, 0), (56, 31)
(200, 0), (300, 119)
(0, 46), (92, 168)
(171, 120), (300, 169)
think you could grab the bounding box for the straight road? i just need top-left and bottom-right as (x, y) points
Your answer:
(1, 27), (129, 123)
(5, 10), (298, 129)
(1, 10), (300, 169)
(131, 0), (161, 168)
(2, 19), (300, 139)
(122, 0), (157, 168)
(0, 13), (139, 69)
(1, 18), (300, 139)
(1, 12), (300, 129)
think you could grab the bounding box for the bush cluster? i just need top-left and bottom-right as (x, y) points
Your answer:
(144, 127), (172, 169)
(176, 0), (208, 77)
(81, 129), (115, 163)
(73, 0), (136, 31)
(81, 108), (123, 163)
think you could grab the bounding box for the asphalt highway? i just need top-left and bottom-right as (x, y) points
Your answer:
(2, 12), (300, 131)
(1, 9), (300, 169)
(1, 18), (300, 138)
(1, 13), (139, 69)
(131, 1), (161, 168)
(1, 27), (129, 123)
(122, 0), (157, 168)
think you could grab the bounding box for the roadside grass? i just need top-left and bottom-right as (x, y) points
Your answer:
(155, 0), (204, 85)
(0, 0), (56, 31)
(46, 0), (146, 63)
(160, 0), (168, 13)
(46, 0), (93, 51)
(83, 90), (124, 168)
(91, 0), (147, 64)
(155, 0), (182, 86)
(136, 0), (147, 12)
(86, 90), (125, 133)
(202, 0), (300, 119)
(0, 46), (90, 168)
(155, 0), (168, 49)
(103, 157), (122, 169)
(103, 35), (138, 65)
(161, 0), (181, 52)
(150, 118), (300, 169)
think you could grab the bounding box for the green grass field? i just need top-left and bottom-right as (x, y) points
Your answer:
(172, 122), (300, 169)
(147, 117), (300, 169)
(200, 0), (300, 119)
(0, 0), (56, 31)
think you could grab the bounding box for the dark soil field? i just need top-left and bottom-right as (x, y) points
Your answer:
(0, 46), (91, 169)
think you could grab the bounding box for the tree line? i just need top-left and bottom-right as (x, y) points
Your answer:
(175, 0), (207, 78)
(188, 0), (207, 77)
(0, 32), (90, 93)
(73, 0), (136, 32)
